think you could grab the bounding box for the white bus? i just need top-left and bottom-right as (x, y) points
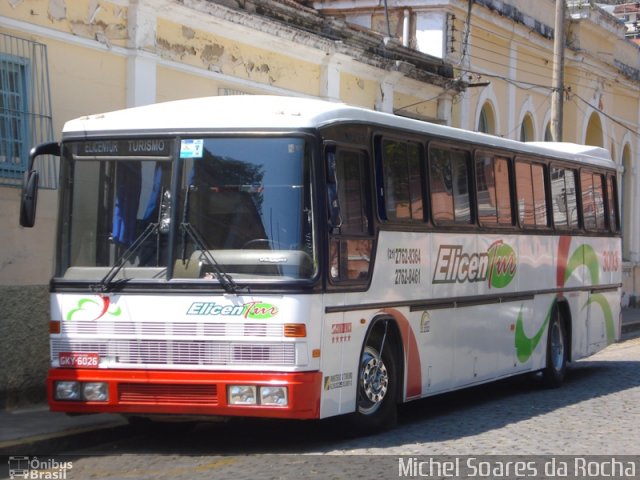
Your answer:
(21, 95), (621, 432)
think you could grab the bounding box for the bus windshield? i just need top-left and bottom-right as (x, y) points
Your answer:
(59, 136), (315, 284)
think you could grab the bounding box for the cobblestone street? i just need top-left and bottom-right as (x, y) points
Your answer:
(12, 336), (635, 480)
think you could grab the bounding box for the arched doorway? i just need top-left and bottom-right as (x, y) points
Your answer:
(477, 102), (496, 135)
(585, 112), (604, 147)
(520, 113), (535, 142)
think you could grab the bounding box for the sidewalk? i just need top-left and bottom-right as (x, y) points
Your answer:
(1, 309), (640, 456)
(0, 406), (129, 455)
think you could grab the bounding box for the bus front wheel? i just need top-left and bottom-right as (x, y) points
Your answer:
(542, 308), (568, 388)
(351, 333), (398, 434)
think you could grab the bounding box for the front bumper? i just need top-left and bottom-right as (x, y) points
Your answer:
(47, 368), (322, 419)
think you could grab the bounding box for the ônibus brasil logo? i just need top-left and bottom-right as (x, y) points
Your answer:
(433, 240), (517, 288)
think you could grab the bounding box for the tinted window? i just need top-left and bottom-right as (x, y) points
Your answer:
(476, 153), (512, 225)
(430, 146), (472, 224)
(607, 175), (620, 232)
(551, 167), (578, 228)
(516, 161), (547, 227)
(381, 139), (423, 221)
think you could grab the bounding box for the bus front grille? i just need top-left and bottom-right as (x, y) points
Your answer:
(118, 383), (218, 405)
(51, 339), (297, 368)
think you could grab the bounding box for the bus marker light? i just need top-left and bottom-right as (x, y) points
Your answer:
(312, 349), (320, 358)
(284, 324), (306, 338)
(49, 321), (61, 334)
(228, 385), (257, 405)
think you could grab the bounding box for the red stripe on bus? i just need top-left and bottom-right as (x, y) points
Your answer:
(384, 308), (422, 400)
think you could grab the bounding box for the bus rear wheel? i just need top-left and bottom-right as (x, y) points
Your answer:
(351, 334), (398, 434)
(542, 308), (568, 388)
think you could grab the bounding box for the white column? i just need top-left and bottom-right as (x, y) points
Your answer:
(320, 54), (341, 101)
(127, 1), (157, 107)
(437, 94), (452, 126)
(377, 81), (395, 113)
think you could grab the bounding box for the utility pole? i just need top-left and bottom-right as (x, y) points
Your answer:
(550, 0), (565, 142)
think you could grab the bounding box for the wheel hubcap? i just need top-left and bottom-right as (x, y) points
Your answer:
(358, 347), (388, 414)
(550, 322), (565, 371)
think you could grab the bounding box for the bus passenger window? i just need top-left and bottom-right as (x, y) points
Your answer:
(531, 164), (548, 226)
(327, 147), (373, 283)
(581, 171), (596, 230)
(515, 161), (546, 227)
(333, 150), (370, 235)
(551, 167), (578, 229)
(429, 146), (472, 224)
(606, 175), (620, 232)
(593, 174), (606, 230)
(381, 139), (423, 221)
(476, 154), (512, 225)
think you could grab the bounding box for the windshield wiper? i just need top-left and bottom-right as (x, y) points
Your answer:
(92, 222), (159, 292)
(180, 222), (238, 294)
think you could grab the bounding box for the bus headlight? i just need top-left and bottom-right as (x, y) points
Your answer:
(228, 385), (257, 405)
(260, 386), (288, 406)
(55, 381), (81, 401)
(82, 382), (109, 402)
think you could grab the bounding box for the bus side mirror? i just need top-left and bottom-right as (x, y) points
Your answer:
(19, 142), (60, 228)
(20, 169), (39, 228)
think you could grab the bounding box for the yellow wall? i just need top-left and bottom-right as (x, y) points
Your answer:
(340, 72), (377, 109)
(394, 91), (438, 121)
(155, 18), (321, 97)
(157, 66), (220, 103)
(2, 0), (128, 48)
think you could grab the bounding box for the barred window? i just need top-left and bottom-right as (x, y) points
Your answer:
(0, 33), (55, 188)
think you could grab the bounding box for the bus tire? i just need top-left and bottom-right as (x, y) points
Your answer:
(542, 308), (568, 388)
(350, 334), (398, 434)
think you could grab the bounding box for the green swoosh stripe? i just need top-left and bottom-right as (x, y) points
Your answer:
(565, 244), (599, 285)
(584, 293), (616, 344)
(515, 300), (555, 363)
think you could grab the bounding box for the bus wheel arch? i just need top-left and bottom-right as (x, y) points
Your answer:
(542, 299), (571, 387)
(351, 316), (402, 433)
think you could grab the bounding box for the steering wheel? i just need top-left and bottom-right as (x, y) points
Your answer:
(241, 239), (283, 249)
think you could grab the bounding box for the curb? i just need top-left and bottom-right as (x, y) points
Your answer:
(621, 320), (640, 336)
(0, 420), (131, 456)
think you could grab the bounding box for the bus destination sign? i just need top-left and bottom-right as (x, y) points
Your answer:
(73, 139), (171, 157)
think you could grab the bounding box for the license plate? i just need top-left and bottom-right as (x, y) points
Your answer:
(59, 352), (100, 368)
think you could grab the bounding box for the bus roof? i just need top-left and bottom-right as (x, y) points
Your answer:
(63, 95), (616, 170)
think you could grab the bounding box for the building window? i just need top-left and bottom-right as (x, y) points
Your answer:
(0, 55), (28, 180)
(0, 33), (55, 188)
